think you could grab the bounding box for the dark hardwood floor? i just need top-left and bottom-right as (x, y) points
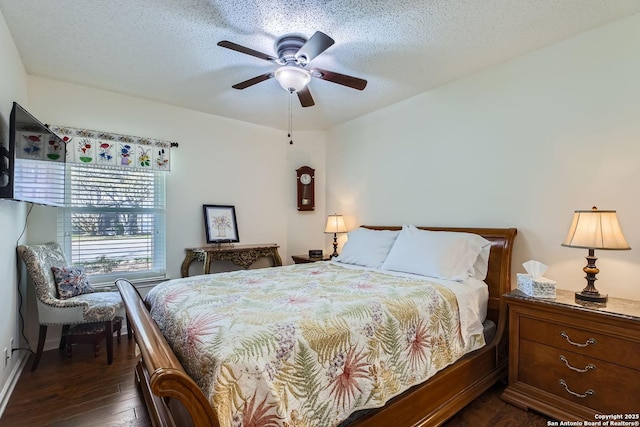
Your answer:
(1, 339), (150, 427)
(1, 339), (549, 426)
(443, 382), (549, 427)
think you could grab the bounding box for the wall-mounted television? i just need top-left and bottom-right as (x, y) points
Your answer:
(0, 102), (66, 207)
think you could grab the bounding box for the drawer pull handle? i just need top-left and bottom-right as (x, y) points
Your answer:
(559, 355), (596, 373)
(559, 379), (595, 398)
(560, 331), (597, 347)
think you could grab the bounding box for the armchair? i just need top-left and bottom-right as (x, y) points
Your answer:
(17, 242), (130, 371)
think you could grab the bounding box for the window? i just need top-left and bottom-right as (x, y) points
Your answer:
(58, 163), (166, 284)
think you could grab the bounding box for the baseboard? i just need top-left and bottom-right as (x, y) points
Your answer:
(0, 352), (28, 418)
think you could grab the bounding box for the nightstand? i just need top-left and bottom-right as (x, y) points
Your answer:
(501, 289), (640, 420)
(291, 254), (331, 264)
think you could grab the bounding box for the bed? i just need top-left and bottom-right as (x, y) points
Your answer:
(116, 225), (516, 427)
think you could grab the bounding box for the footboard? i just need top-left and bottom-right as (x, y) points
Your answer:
(116, 279), (220, 427)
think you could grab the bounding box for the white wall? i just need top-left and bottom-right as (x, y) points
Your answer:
(25, 77), (327, 278)
(0, 7), (29, 411)
(327, 13), (640, 301)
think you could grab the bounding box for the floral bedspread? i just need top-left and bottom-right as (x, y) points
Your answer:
(146, 262), (485, 427)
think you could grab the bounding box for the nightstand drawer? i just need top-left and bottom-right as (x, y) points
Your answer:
(519, 316), (640, 369)
(519, 339), (640, 413)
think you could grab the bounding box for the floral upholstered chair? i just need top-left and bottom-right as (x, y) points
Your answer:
(17, 242), (129, 371)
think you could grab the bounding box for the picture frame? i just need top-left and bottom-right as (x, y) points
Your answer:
(203, 204), (240, 243)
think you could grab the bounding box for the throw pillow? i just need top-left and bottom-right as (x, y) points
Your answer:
(51, 266), (94, 299)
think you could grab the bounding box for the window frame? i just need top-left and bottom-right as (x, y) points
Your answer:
(58, 163), (167, 286)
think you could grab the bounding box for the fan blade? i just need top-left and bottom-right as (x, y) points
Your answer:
(217, 40), (278, 62)
(312, 68), (367, 90)
(297, 87), (315, 107)
(295, 31), (334, 64)
(231, 73), (273, 89)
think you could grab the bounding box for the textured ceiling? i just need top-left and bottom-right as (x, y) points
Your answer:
(1, 1), (639, 131)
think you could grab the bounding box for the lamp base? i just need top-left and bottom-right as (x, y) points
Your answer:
(330, 233), (339, 258)
(574, 248), (607, 306)
(575, 291), (607, 305)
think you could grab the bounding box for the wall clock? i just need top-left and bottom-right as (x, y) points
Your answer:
(296, 166), (315, 211)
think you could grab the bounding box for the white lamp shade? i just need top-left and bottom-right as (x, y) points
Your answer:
(325, 215), (347, 234)
(274, 66), (311, 92)
(562, 208), (630, 250)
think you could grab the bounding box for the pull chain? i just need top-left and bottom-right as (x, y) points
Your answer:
(288, 90), (293, 145)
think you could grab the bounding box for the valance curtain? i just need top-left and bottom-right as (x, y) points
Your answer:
(49, 125), (176, 172)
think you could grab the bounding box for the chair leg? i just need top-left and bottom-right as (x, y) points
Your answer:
(59, 325), (70, 350)
(105, 320), (113, 365)
(126, 314), (132, 340)
(31, 325), (47, 372)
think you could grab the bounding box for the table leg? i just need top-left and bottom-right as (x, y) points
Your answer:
(180, 250), (197, 278)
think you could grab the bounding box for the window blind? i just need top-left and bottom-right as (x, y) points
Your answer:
(58, 163), (166, 284)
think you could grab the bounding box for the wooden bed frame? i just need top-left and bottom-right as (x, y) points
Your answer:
(116, 226), (517, 427)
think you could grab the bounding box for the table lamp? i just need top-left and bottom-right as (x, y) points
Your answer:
(562, 206), (630, 304)
(324, 214), (347, 258)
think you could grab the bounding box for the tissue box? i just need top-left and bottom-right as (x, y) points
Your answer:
(517, 273), (557, 298)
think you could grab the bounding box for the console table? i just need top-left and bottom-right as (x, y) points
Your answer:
(181, 244), (282, 277)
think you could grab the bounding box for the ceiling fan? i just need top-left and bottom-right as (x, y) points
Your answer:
(217, 31), (367, 107)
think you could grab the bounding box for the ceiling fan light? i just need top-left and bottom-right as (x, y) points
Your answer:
(274, 66), (311, 92)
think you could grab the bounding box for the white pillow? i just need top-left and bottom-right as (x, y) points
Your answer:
(381, 225), (491, 281)
(334, 227), (399, 268)
(473, 244), (491, 280)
